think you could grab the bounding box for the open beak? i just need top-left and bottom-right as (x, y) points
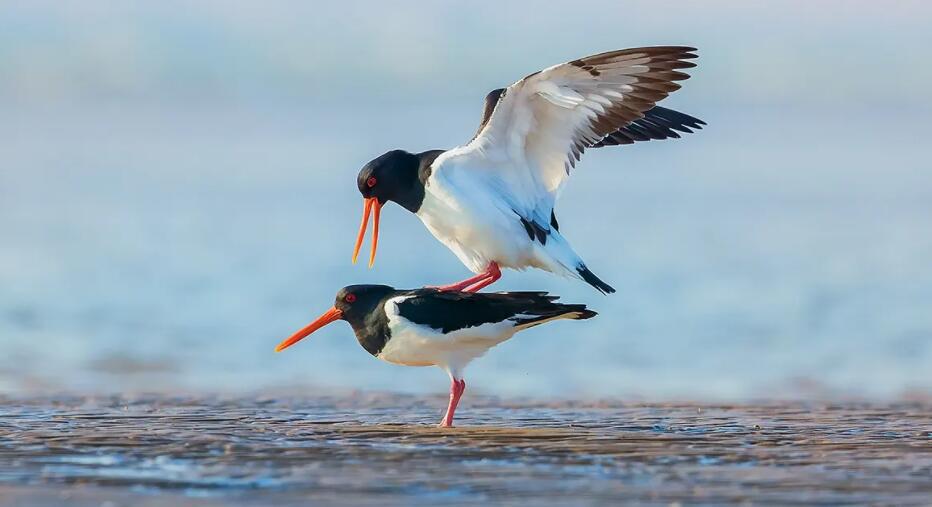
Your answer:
(351, 197), (381, 268)
(274, 306), (342, 352)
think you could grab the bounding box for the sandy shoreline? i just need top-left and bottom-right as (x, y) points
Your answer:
(1, 394), (930, 505)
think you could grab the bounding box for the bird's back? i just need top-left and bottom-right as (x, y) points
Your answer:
(377, 289), (596, 375)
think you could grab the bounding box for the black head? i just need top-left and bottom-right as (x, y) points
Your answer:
(333, 284), (397, 328)
(352, 150), (432, 267)
(356, 150), (424, 212)
(274, 284), (398, 353)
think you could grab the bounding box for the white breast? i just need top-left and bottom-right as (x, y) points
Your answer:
(416, 152), (544, 274)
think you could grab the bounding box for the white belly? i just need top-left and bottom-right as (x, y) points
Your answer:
(416, 182), (541, 274)
(377, 297), (518, 378)
(415, 150), (586, 279)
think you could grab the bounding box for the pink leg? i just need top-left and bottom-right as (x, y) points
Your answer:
(433, 262), (501, 292)
(439, 378), (466, 427)
(464, 263), (501, 292)
(432, 272), (491, 292)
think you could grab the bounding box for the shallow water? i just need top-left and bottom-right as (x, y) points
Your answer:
(2, 102), (932, 402)
(1, 395), (930, 505)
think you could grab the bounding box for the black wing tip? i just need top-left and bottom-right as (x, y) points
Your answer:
(552, 305), (598, 321)
(630, 45), (697, 53)
(577, 266), (616, 295)
(592, 106), (706, 148)
(581, 46), (698, 67)
(648, 106), (707, 129)
(571, 308), (598, 320)
(510, 303), (597, 329)
(646, 46), (698, 59)
(671, 46), (698, 58)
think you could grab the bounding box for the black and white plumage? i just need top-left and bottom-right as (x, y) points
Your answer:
(351, 47), (704, 294)
(275, 284), (596, 427)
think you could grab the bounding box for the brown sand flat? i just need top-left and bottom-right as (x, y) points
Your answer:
(0, 394), (930, 506)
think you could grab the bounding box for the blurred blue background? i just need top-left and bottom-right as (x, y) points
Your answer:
(1, 1), (930, 400)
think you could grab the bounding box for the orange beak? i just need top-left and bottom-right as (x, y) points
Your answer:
(351, 197), (381, 268)
(274, 306), (343, 352)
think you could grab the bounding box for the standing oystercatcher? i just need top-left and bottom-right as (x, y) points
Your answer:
(350, 46), (703, 293)
(275, 284), (596, 427)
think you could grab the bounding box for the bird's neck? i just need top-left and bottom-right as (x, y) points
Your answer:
(348, 307), (392, 357)
(393, 150), (444, 213)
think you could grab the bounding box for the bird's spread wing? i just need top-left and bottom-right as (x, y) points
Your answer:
(461, 46), (697, 216)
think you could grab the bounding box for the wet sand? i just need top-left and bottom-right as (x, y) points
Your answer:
(1, 394), (930, 506)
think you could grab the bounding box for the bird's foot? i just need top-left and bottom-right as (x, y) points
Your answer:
(429, 263), (502, 293)
(463, 263), (501, 292)
(428, 280), (477, 292)
(438, 378), (466, 427)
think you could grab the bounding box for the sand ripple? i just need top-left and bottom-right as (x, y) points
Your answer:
(0, 394), (930, 505)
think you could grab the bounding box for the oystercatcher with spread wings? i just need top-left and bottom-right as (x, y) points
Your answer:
(351, 46), (703, 293)
(275, 285), (596, 427)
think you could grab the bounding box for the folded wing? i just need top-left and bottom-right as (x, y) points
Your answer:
(395, 290), (593, 334)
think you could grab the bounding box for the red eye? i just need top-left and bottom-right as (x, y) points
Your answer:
(345, 293), (356, 303)
(367, 177), (377, 188)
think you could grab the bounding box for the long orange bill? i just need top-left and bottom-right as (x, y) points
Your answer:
(274, 306), (342, 352)
(369, 199), (381, 268)
(351, 197), (381, 268)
